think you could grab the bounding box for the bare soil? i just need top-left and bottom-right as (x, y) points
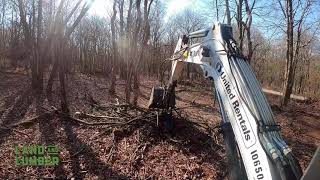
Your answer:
(0, 71), (319, 179)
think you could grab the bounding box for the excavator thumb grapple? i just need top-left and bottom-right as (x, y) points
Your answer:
(147, 86), (166, 109)
(148, 83), (176, 110)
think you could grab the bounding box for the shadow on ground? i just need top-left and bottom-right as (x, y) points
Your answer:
(0, 88), (34, 145)
(60, 118), (128, 179)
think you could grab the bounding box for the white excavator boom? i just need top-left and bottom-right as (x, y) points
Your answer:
(148, 23), (303, 180)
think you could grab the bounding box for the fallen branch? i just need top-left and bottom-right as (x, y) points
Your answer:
(131, 143), (148, 167)
(49, 105), (156, 127)
(66, 115), (121, 126)
(120, 113), (153, 125)
(8, 117), (40, 128)
(64, 111), (155, 126)
(48, 106), (119, 125)
(107, 130), (116, 162)
(74, 111), (122, 119)
(93, 102), (130, 109)
(165, 134), (183, 144)
(1, 108), (57, 129)
(9, 111), (56, 128)
(71, 145), (86, 157)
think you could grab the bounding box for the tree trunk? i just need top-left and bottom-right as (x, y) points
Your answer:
(109, 0), (117, 95)
(186, 64), (190, 79)
(125, 68), (132, 103)
(46, 59), (58, 95)
(124, 0), (133, 103)
(36, 0), (44, 91)
(244, 0), (254, 63)
(225, 0), (231, 25)
(133, 70), (139, 105)
(282, 0), (294, 106)
(237, 0), (244, 50)
(59, 57), (69, 113)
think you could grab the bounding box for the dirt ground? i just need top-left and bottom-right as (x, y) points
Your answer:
(0, 71), (319, 179)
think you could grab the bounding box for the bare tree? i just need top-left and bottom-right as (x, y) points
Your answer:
(225, 0), (231, 25)
(109, 0), (118, 95)
(278, 0), (314, 106)
(243, 0), (256, 63)
(1, 0), (320, 110)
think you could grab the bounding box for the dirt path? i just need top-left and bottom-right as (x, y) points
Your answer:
(263, 88), (308, 101)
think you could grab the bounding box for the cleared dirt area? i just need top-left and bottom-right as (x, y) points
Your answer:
(0, 71), (319, 179)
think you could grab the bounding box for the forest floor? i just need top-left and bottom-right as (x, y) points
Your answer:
(0, 70), (319, 179)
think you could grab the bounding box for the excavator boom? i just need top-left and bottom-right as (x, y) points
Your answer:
(148, 23), (302, 180)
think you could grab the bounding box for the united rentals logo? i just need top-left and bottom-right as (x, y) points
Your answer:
(215, 62), (256, 148)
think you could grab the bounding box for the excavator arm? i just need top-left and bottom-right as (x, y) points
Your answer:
(148, 23), (303, 180)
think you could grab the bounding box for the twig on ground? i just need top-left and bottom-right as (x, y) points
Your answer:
(120, 113), (155, 126)
(173, 108), (183, 118)
(74, 111), (122, 119)
(107, 130), (116, 162)
(57, 105), (156, 126)
(65, 116), (121, 126)
(165, 134), (183, 144)
(93, 103), (130, 109)
(8, 117), (40, 128)
(156, 111), (159, 127)
(131, 142), (148, 168)
(175, 105), (200, 110)
(71, 145), (86, 157)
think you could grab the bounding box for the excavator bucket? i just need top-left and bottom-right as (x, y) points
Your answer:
(147, 84), (176, 109)
(147, 86), (165, 109)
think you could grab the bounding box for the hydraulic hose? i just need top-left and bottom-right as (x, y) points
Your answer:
(223, 38), (303, 180)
